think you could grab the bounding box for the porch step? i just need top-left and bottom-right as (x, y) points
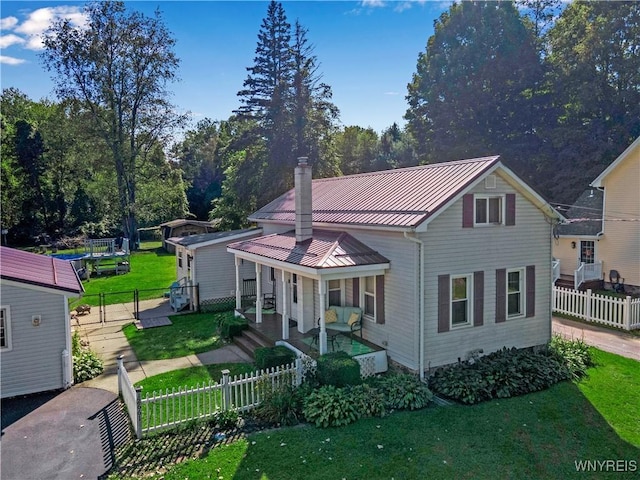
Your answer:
(233, 328), (274, 359)
(555, 277), (574, 289)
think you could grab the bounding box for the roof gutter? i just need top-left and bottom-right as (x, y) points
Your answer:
(404, 231), (425, 380)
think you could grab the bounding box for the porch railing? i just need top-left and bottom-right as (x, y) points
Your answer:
(553, 286), (639, 331)
(552, 260), (560, 283)
(574, 261), (602, 290)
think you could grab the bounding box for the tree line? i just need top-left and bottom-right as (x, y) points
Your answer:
(1, 0), (638, 246)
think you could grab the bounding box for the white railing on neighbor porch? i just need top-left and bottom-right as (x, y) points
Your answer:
(552, 260), (560, 283)
(118, 356), (308, 438)
(574, 261), (602, 290)
(553, 286), (640, 331)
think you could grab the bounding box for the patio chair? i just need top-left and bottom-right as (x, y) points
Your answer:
(609, 270), (625, 294)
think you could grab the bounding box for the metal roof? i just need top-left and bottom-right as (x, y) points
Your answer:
(160, 219), (220, 229)
(227, 230), (389, 269)
(167, 228), (261, 248)
(0, 247), (83, 294)
(250, 156), (500, 228)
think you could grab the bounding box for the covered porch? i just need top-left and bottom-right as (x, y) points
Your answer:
(227, 230), (390, 357)
(238, 309), (389, 373)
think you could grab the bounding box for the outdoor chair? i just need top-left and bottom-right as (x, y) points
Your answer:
(609, 270), (625, 294)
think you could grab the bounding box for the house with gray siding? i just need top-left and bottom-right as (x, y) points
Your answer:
(227, 156), (560, 377)
(166, 229), (262, 309)
(1, 247), (83, 398)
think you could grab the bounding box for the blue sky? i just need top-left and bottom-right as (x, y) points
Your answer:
(1, 1), (451, 133)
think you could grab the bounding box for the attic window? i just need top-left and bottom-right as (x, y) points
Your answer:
(475, 195), (503, 225)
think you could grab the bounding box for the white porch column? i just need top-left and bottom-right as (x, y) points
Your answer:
(318, 279), (327, 355)
(255, 263), (263, 324)
(281, 270), (289, 339)
(234, 257), (241, 311)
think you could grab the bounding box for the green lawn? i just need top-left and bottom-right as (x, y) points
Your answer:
(577, 349), (640, 446)
(77, 242), (175, 307)
(110, 349), (640, 480)
(135, 363), (256, 393)
(122, 311), (232, 361)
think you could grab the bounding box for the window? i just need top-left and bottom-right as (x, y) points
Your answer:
(580, 241), (595, 264)
(362, 276), (376, 319)
(270, 267), (276, 282)
(475, 196), (503, 225)
(507, 268), (525, 318)
(291, 274), (298, 304)
(1, 306), (11, 351)
(451, 275), (472, 327)
(178, 251), (183, 268)
(327, 279), (342, 306)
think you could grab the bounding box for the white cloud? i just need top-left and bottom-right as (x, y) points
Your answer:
(0, 34), (26, 48)
(0, 55), (26, 65)
(1, 16), (19, 30)
(384, 91), (400, 96)
(14, 6), (86, 51)
(361, 0), (386, 7)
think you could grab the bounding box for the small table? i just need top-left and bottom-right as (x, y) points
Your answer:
(310, 328), (341, 351)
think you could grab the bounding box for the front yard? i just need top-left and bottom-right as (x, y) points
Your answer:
(108, 348), (639, 479)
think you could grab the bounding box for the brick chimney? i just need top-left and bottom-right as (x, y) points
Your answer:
(295, 157), (313, 243)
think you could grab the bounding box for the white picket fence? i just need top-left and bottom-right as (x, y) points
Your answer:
(117, 356), (306, 438)
(553, 286), (640, 331)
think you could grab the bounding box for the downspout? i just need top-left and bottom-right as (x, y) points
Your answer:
(404, 231), (425, 380)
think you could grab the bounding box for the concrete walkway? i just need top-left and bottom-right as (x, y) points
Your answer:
(75, 298), (252, 394)
(552, 316), (640, 361)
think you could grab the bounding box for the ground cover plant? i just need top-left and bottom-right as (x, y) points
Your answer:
(76, 242), (175, 307)
(71, 330), (103, 383)
(123, 311), (232, 361)
(107, 365), (639, 479)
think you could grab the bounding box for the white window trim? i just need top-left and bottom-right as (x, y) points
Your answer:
(450, 274), (473, 329)
(1, 305), (12, 352)
(360, 276), (376, 322)
(473, 194), (505, 226)
(507, 267), (526, 319)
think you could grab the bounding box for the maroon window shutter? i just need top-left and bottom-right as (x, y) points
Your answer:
(505, 194), (516, 226)
(462, 194), (474, 228)
(526, 265), (535, 317)
(438, 274), (450, 333)
(496, 269), (506, 323)
(375, 275), (385, 324)
(474, 271), (484, 327)
(352, 277), (360, 307)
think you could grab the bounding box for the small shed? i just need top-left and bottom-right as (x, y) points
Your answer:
(1, 247), (84, 398)
(160, 219), (221, 253)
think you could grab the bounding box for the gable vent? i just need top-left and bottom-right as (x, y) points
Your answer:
(485, 174), (496, 189)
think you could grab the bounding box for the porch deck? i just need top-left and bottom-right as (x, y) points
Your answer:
(239, 310), (383, 359)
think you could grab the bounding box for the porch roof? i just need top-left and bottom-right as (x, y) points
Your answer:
(227, 230), (389, 269)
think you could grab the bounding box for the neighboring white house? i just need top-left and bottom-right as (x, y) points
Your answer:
(228, 156), (561, 376)
(1, 247), (83, 398)
(553, 136), (640, 293)
(166, 229), (262, 310)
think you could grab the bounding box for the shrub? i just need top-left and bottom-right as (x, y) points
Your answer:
(374, 374), (433, 410)
(347, 383), (386, 418)
(302, 385), (360, 428)
(72, 331), (104, 383)
(212, 408), (239, 430)
(255, 346), (296, 370)
(219, 316), (248, 339)
(549, 335), (593, 380)
(253, 375), (300, 426)
(429, 347), (571, 405)
(316, 351), (361, 387)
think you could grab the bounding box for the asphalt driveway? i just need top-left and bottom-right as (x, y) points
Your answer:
(1, 387), (130, 480)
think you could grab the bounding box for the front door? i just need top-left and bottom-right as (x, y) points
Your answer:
(579, 240), (595, 266)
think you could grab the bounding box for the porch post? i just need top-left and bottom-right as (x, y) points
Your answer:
(234, 256), (241, 311)
(255, 263), (263, 324)
(281, 270), (289, 339)
(318, 278), (327, 355)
